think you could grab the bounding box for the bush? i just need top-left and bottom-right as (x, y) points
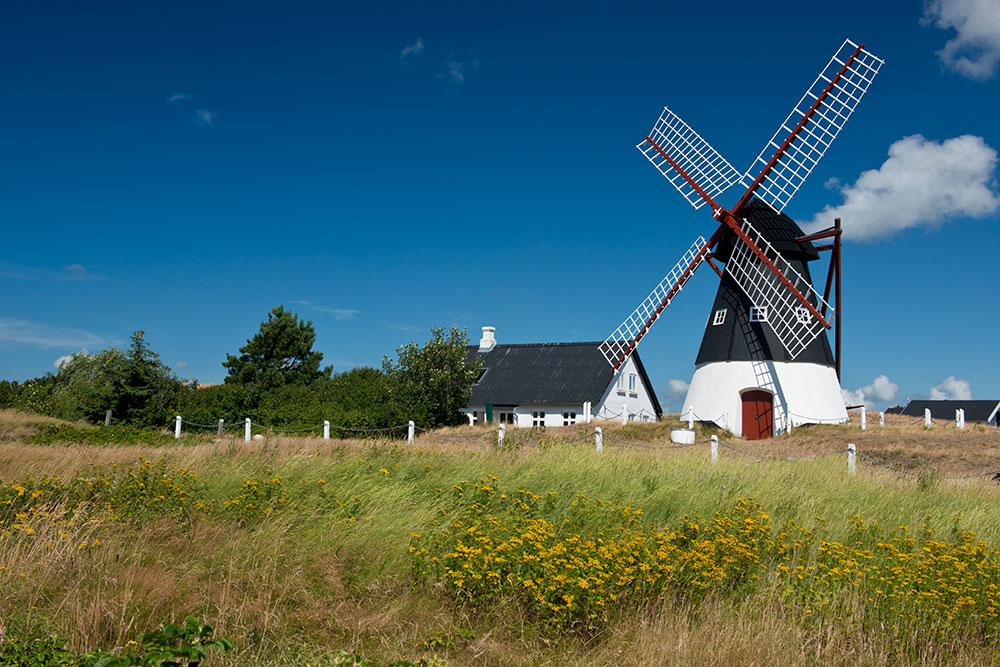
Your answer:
(383, 327), (480, 428)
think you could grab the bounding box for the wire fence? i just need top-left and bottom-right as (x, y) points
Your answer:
(415, 425), (499, 440)
(174, 417), (411, 437)
(166, 415), (1000, 481)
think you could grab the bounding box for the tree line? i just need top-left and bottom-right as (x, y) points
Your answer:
(0, 306), (481, 431)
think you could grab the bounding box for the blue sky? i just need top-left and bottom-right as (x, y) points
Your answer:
(2, 0), (998, 411)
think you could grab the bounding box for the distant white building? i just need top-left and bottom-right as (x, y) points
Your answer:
(461, 326), (661, 427)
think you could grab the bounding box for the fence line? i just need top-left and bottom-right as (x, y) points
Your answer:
(167, 415), (1000, 481)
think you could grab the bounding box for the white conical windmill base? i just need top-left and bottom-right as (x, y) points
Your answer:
(681, 360), (847, 438)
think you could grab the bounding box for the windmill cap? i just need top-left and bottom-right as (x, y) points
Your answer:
(714, 199), (820, 264)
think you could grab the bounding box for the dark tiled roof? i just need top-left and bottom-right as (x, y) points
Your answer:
(466, 342), (662, 417)
(900, 400), (1000, 423)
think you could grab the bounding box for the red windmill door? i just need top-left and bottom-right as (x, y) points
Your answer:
(742, 391), (773, 440)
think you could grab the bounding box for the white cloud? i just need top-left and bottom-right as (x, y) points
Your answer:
(923, 0), (1000, 79)
(841, 374), (899, 409)
(389, 324), (422, 333)
(401, 38), (425, 61)
(446, 58), (465, 84)
(323, 308), (357, 321)
(667, 379), (690, 398)
(194, 109), (214, 127)
(804, 134), (1000, 240)
(168, 92), (191, 104)
(289, 300), (359, 321)
(53, 354), (73, 369)
(661, 378), (690, 411)
(0, 318), (105, 349)
(0, 261), (98, 283)
(929, 375), (973, 400)
(174, 360), (189, 369)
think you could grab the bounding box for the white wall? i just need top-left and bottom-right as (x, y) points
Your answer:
(593, 355), (659, 422)
(459, 355), (660, 427)
(462, 405), (587, 427)
(682, 360), (847, 437)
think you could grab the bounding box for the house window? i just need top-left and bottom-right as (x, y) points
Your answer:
(749, 306), (768, 322)
(712, 309), (727, 326)
(628, 374), (637, 392)
(796, 306), (811, 324)
(499, 412), (515, 424)
(471, 411), (479, 424)
(616, 373), (626, 394)
(562, 412), (577, 426)
(532, 411), (545, 427)
(474, 368), (488, 384)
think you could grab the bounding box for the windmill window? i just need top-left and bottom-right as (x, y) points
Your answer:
(712, 309), (727, 326)
(795, 307), (811, 324)
(562, 412), (577, 426)
(532, 411), (545, 427)
(749, 306), (768, 322)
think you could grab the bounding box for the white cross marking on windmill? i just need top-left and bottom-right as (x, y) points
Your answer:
(599, 39), (884, 439)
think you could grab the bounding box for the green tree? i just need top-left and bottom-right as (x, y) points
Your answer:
(222, 306), (332, 390)
(383, 327), (481, 428)
(49, 332), (185, 427)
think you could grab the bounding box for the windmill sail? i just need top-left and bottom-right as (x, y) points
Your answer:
(741, 39), (883, 214)
(600, 235), (707, 370)
(724, 217), (834, 359)
(637, 107), (745, 211)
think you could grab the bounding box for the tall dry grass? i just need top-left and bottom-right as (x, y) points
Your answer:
(2, 409), (1000, 665)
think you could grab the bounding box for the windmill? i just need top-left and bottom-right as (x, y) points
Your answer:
(598, 39), (884, 439)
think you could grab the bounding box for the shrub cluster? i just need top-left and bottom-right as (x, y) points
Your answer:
(411, 478), (1000, 642)
(1, 311), (479, 431)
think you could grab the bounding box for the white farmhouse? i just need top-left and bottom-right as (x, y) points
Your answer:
(461, 327), (661, 427)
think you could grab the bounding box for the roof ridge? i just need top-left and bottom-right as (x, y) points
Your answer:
(472, 341), (604, 348)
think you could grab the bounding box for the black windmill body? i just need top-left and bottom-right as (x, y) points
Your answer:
(597, 40), (884, 439)
(696, 200), (835, 368)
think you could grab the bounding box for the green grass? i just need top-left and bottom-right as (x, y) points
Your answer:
(3, 417), (1000, 665)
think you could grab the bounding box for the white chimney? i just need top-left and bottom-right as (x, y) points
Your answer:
(479, 326), (496, 351)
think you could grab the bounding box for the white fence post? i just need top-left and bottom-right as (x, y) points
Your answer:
(621, 402), (627, 426)
(848, 443), (856, 476)
(217, 419), (224, 437)
(174, 415), (182, 439)
(244, 418), (251, 443)
(408, 420), (415, 445)
(711, 435), (719, 464)
(498, 423), (505, 447)
(104, 409), (112, 426)
(960, 408), (966, 429)
(880, 411), (885, 426)
(323, 420), (330, 440)
(860, 406), (867, 431)
(924, 408), (931, 428)
(595, 426), (603, 453)
(585, 401), (592, 424)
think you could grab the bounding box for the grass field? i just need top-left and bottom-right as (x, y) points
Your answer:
(2, 408), (1000, 666)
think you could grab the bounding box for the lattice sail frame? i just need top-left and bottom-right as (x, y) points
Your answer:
(725, 218), (834, 360)
(637, 108), (745, 210)
(743, 39), (884, 213)
(600, 236), (707, 369)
